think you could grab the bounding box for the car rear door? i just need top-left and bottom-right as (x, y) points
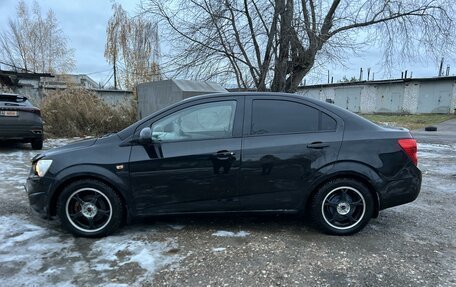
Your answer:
(129, 96), (244, 215)
(240, 95), (343, 210)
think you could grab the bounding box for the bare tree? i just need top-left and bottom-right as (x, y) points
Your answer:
(0, 0), (75, 73)
(142, 0), (455, 92)
(105, 4), (161, 90)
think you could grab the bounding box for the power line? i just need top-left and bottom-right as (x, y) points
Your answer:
(86, 68), (113, 75)
(102, 71), (114, 88)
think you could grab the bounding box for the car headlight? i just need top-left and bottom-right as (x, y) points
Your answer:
(34, 159), (53, 177)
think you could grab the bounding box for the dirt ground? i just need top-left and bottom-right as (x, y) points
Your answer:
(0, 122), (455, 286)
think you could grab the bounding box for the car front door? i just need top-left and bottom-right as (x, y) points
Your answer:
(129, 97), (244, 215)
(240, 96), (343, 211)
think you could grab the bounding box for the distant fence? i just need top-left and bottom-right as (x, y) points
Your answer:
(296, 77), (456, 114)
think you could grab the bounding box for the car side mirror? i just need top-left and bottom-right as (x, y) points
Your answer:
(139, 127), (152, 145)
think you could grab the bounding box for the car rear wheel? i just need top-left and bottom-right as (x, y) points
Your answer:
(31, 139), (43, 150)
(310, 178), (374, 235)
(57, 179), (123, 237)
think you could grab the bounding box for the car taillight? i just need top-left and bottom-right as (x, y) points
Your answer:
(398, 139), (417, 166)
(31, 108), (41, 116)
(17, 107), (41, 116)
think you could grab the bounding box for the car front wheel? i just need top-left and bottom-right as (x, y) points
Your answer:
(57, 179), (123, 237)
(310, 178), (374, 235)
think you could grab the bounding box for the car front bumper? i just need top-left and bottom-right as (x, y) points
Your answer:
(25, 176), (54, 218)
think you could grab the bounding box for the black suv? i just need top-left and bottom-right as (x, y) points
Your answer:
(0, 93), (43, 149)
(26, 92), (421, 237)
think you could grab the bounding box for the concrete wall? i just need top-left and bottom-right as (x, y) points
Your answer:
(93, 89), (133, 106)
(136, 79), (227, 119)
(297, 77), (456, 114)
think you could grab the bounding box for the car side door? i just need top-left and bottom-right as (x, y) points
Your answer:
(240, 95), (343, 211)
(129, 96), (244, 215)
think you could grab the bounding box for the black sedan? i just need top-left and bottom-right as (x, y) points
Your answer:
(0, 93), (43, 149)
(26, 92), (421, 237)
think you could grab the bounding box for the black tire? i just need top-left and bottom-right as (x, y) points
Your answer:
(424, 126), (437, 132)
(310, 178), (374, 235)
(31, 139), (43, 150)
(57, 179), (123, 237)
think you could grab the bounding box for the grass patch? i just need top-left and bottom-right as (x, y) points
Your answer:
(41, 88), (137, 138)
(361, 114), (456, 130)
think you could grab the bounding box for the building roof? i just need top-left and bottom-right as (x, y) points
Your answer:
(0, 69), (53, 79)
(0, 69), (54, 87)
(298, 76), (456, 89)
(137, 79), (227, 93)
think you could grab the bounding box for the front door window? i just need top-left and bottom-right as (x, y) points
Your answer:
(151, 101), (237, 142)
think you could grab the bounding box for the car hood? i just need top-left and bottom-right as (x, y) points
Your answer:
(33, 137), (98, 162)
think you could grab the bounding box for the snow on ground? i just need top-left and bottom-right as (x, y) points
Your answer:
(212, 230), (250, 237)
(418, 143), (456, 194)
(0, 215), (181, 286)
(0, 139), (182, 286)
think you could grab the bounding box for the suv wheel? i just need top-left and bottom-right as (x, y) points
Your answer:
(310, 178), (374, 235)
(31, 139), (43, 150)
(57, 179), (123, 237)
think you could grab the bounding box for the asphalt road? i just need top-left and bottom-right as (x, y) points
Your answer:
(0, 121), (455, 286)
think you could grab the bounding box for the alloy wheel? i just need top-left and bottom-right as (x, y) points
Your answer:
(65, 188), (113, 233)
(321, 186), (366, 230)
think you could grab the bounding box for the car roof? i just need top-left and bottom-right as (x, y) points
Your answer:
(0, 92), (21, 97)
(0, 93), (29, 103)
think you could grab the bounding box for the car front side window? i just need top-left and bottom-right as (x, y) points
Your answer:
(151, 101), (237, 142)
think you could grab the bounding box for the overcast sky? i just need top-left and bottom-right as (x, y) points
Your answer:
(0, 0), (454, 87)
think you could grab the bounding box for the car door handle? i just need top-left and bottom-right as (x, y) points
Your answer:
(307, 142), (329, 149)
(212, 150), (235, 159)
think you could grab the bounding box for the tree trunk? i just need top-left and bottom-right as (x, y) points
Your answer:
(271, 0), (293, 92)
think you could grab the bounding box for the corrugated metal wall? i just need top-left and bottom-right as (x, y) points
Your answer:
(334, 87), (361, 112)
(417, 81), (453, 113)
(375, 84), (404, 113)
(136, 80), (227, 119)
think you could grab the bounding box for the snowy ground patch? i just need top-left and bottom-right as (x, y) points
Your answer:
(212, 230), (250, 237)
(0, 215), (181, 286)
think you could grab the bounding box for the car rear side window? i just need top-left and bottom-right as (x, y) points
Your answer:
(251, 100), (320, 135)
(321, 112), (337, 130)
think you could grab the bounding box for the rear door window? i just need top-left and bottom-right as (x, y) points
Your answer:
(321, 112), (337, 130)
(251, 99), (335, 135)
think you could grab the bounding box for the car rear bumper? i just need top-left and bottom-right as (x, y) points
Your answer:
(0, 124), (43, 141)
(26, 176), (53, 219)
(378, 165), (422, 210)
